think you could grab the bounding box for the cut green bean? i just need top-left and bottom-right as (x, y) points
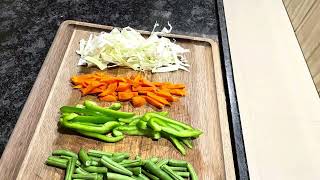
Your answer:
(46, 159), (67, 169)
(144, 161), (173, 180)
(71, 173), (101, 180)
(75, 167), (90, 175)
(112, 154), (129, 163)
(84, 100), (134, 118)
(148, 157), (159, 163)
(107, 172), (136, 180)
(168, 160), (188, 167)
(79, 148), (91, 166)
(141, 169), (159, 180)
(100, 156), (133, 176)
(168, 166), (187, 172)
(76, 130), (124, 142)
(161, 165), (184, 180)
(82, 166), (108, 174)
(90, 160), (99, 166)
(187, 163), (198, 180)
(52, 149), (78, 159)
(88, 150), (113, 157)
(175, 171), (190, 177)
(65, 157), (76, 180)
(135, 173), (150, 180)
(47, 156), (68, 164)
(119, 159), (144, 167)
(156, 159), (169, 167)
(127, 167), (142, 176)
(88, 156), (101, 162)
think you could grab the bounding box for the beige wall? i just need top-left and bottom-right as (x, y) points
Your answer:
(283, 0), (320, 94)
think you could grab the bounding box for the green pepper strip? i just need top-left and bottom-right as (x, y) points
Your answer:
(79, 148), (91, 167)
(52, 149), (78, 159)
(144, 112), (193, 130)
(128, 118), (141, 126)
(60, 119), (119, 134)
(100, 156), (133, 176)
(108, 103), (122, 110)
(65, 157), (77, 180)
(161, 165), (184, 180)
(161, 127), (202, 138)
(144, 160), (173, 180)
(76, 130), (124, 143)
(82, 166), (108, 174)
(71, 115), (116, 124)
(107, 172), (136, 180)
(84, 100), (134, 118)
(187, 163), (199, 180)
(112, 129), (123, 137)
(148, 118), (162, 132)
(168, 136), (186, 155)
(60, 106), (101, 116)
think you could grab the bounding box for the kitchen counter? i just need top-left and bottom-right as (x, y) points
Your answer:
(0, 0), (248, 179)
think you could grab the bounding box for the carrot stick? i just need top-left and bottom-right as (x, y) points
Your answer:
(144, 96), (164, 109)
(147, 92), (170, 105)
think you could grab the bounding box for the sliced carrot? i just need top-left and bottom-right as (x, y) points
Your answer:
(141, 79), (156, 87)
(147, 92), (170, 105)
(170, 89), (186, 96)
(117, 82), (130, 92)
(118, 92), (135, 101)
(136, 86), (156, 92)
(98, 82), (118, 96)
(153, 82), (164, 87)
(155, 90), (175, 102)
(166, 84), (185, 89)
(138, 91), (148, 95)
(81, 81), (101, 95)
(133, 74), (142, 87)
(90, 87), (103, 94)
(131, 96), (146, 107)
(144, 96), (164, 109)
(100, 95), (117, 102)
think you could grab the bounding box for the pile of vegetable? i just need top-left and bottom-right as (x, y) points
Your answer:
(46, 148), (198, 180)
(60, 100), (202, 155)
(71, 72), (186, 109)
(76, 24), (189, 73)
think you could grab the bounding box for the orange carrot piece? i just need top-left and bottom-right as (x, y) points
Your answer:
(145, 96), (164, 109)
(73, 85), (82, 89)
(141, 79), (156, 87)
(138, 91), (148, 95)
(132, 92), (139, 96)
(81, 81), (101, 95)
(170, 89), (186, 96)
(98, 82), (118, 96)
(117, 82), (130, 92)
(147, 92), (170, 105)
(137, 86), (156, 92)
(166, 84), (185, 89)
(153, 82), (164, 87)
(90, 87), (103, 94)
(133, 74), (142, 87)
(100, 95), (117, 102)
(131, 96), (146, 107)
(155, 90), (175, 102)
(118, 92), (135, 101)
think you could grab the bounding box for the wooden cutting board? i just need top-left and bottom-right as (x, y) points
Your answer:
(0, 20), (235, 180)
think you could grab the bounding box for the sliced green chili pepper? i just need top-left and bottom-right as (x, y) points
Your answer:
(187, 163), (198, 180)
(108, 103), (122, 110)
(82, 166), (108, 174)
(136, 120), (148, 130)
(161, 165), (184, 180)
(100, 156), (133, 176)
(107, 172), (136, 180)
(148, 118), (162, 132)
(154, 111), (169, 116)
(175, 171), (190, 177)
(76, 130), (124, 143)
(84, 100), (134, 118)
(79, 148), (91, 166)
(144, 160), (173, 180)
(128, 118), (141, 126)
(161, 127), (202, 138)
(65, 157), (77, 180)
(141, 169), (160, 180)
(52, 149), (78, 159)
(112, 129), (124, 137)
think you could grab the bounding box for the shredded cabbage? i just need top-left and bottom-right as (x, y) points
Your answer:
(76, 23), (189, 73)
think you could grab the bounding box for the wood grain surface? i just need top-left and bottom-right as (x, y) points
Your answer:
(224, 0), (320, 179)
(1, 21), (235, 180)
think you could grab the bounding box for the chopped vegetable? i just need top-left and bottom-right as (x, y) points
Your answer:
(71, 72), (186, 108)
(76, 23), (189, 73)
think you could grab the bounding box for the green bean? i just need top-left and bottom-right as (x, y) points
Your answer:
(167, 166), (187, 172)
(65, 157), (77, 180)
(107, 172), (136, 180)
(100, 156), (133, 176)
(127, 167), (142, 176)
(71, 173), (101, 180)
(90, 160), (100, 166)
(148, 157), (159, 163)
(52, 149), (78, 159)
(143, 113), (193, 130)
(119, 159), (144, 167)
(76, 130), (124, 143)
(61, 120), (119, 134)
(148, 118), (162, 132)
(135, 155), (142, 160)
(84, 100), (134, 118)
(161, 165), (184, 180)
(141, 169), (159, 180)
(187, 163), (198, 180)
(168, 160), (188, 167)
(75, 167), (90, 175)
(60, 106), (101, 116)
(108, 103), (122, 110)
(161, 127), (202, 138)
(46, 159), (67, 169)
(79, 148), (91, 166)
(168, 136), (186, 155)
(112, 129), (124, 137)
(181, 139), (193, 149)
(113, 152), (130, 158)
(144, 161), (173, 180)
(134, 173), (150, 180)
(82, 166), (108, 174)
(71, 115), (116, 124)
(112, 154), (129, 163)
(156, 159), (169, 167)
(88, 150), (113, 158)
(47, 156), (68, 164)
(175, 171), (190, 177)
(88, 156), (101, 162)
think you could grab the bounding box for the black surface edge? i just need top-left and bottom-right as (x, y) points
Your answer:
(215, 0), (250, 179)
